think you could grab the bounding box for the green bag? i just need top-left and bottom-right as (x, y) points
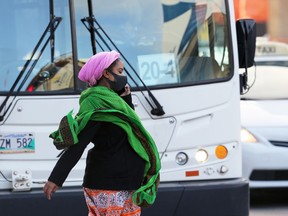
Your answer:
(50, 110), (95, 150)
(49, 110), (79, 150)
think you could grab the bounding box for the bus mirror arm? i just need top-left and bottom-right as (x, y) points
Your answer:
(239, 72), (248, 94)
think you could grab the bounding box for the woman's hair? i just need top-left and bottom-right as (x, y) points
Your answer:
(107, 58), (120, 71)
(96, 58), (121, 85)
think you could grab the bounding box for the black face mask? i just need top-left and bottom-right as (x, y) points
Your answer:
(106, 70), (127, 94)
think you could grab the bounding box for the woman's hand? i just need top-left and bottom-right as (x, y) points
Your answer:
(120, 84), (131, 96)
(43, 181), (59, 200)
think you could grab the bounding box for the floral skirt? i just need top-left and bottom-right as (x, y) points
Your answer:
(83, 188), (141, 216)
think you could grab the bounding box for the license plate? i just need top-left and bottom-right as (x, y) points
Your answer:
(0, 133), (35, 154)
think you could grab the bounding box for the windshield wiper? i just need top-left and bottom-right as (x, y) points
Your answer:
(0, 0), (62, 122)
(81, 0), (165, 116)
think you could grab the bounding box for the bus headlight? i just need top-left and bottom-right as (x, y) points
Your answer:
(175, 152), (188, 165)
(195, 149), (208, 162)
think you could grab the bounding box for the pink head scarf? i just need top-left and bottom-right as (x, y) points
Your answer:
(78, 50), (120, 86)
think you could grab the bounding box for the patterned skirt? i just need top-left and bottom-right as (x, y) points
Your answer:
(83, 188), (141, 216)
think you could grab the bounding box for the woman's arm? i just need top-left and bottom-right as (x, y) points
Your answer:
(43, 121), (101, 200)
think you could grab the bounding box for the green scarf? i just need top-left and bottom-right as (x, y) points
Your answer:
(52, 85), (161, 207)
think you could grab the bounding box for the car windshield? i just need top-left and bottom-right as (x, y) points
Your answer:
(241, 39), (288, 100)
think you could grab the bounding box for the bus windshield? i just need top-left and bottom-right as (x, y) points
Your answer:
(0, 0), (232, 93)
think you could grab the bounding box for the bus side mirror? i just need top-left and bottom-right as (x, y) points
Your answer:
(236, 19), (256, 94)
(236, 19), (256, 68)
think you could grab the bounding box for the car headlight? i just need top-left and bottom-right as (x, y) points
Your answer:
(241, 128), (257, 143)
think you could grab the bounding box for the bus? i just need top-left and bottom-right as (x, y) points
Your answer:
(0, 0), (255, 215)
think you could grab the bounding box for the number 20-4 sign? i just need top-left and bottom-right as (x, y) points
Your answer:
(137, 53), (179, 86)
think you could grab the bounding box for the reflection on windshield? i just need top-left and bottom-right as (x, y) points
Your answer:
(26, 55), (85, 92)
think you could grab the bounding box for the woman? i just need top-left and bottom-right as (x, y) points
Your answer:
(43, 50), (161, 216)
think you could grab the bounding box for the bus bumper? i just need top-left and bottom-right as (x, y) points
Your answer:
(0, 178), (249, 216)
(143, 178), (249, 216)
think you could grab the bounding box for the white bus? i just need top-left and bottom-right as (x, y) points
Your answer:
(0, 0), (255, 215)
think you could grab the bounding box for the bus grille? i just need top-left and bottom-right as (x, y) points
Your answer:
(250, 170), (288, 181)
(269, 140), (288, 147)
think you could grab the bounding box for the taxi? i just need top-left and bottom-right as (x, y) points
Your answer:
(241, 38), (288, 188)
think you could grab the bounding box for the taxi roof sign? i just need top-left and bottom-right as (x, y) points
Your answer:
(256, 38), (288, 57)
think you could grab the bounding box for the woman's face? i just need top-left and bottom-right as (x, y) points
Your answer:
(105, 60), (127, 93)
(110, 60), (125, 79)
